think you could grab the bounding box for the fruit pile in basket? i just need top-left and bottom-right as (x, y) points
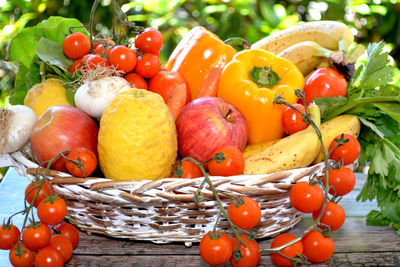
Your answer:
(1, 7), (400, 266)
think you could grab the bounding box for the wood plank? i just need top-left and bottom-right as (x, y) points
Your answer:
(66, 252), (400, 267)
(71, 217), (399, 256)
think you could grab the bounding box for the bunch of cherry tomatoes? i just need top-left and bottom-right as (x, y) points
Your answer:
(1, 179), (79, 267)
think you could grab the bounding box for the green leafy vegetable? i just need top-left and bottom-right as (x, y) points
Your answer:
(316, 41), (400, 231)
(8, 16), (87, 105)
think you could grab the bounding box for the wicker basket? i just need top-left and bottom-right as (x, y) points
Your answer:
(2, 148), (326, 245)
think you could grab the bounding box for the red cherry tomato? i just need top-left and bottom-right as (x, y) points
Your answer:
(324, 167), (356, 196)
(83, 54), (110, 70)
(69, 58), (82, 73)
(135, 28), (163, 54)
(9, 243), (35, 267)
(35, 246), (64, 267)
(170, 160), (203, 179)
(303, 68), (347, 105)
(329, 134), (361, 165)
(124, 73), (148, 89)
(135, 53), (160, 78)
(25, 180), (55, 208)
(281, 104), (309, 135)
(270, 233), (303, 267)
(65, 147), (98, 177)
(94, 44), (113, 57)
(22, 222), (51, 251)
(302, 230), (335, 263)
(148, 70), (191, 104)
(313, 201), (346, 231)
(208, 146), (245, 176)
(37, 196), (67, 226)
(230, 235), (261, 267)
(290, 181), (324, 213)
(228, 197), (261, 230)
(93, 38), (115, 49)
(63, 32), (91, 59)
(50, 234), (73, 262)
(109, 45), (137, 73)
(54, 222), (79, 249)
(199, 231), (232, 266)
(0, 224), (20, 250)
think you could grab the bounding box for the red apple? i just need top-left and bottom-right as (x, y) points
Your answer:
(176, 97), (248, 163)
(31, 105), (99, 172)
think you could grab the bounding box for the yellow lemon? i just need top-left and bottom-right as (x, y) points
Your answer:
(24, 78), (72, 117)
(98, 89), (177, 180)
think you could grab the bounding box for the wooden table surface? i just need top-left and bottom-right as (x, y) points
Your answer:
(1, 168), (399, 267)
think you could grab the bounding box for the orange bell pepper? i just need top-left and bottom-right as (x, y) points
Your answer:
(218, 49), (304, 145)
(166, 26), (237, 99)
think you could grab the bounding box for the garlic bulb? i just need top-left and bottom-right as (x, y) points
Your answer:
(0, 105), (38, 154)
(74, 76), (131, 120)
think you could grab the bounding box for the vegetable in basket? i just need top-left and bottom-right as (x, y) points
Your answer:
(218, 49), (304, 145)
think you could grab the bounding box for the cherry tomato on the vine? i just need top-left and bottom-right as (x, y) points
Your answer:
(208, 146), (245, 176)
(83, 54), (110, 70)
(65, 147), (98, 177)
(302, 230), (335, 263)
(0, 224), (20, 250)
(22, 222), (51, 251)
(9, 243), (35, 267)
(148, 70), (191, 104)
(25, 180), (55, 208)
(135, 28), (163, 54)
(313, 201), (346, 231)
(199, 231), (232, 266)
(281, 104), (309, 135)
(93, 38), (115, 49)
(124, 73), (148, 89)
(63, 32), (91, 60)
(270, 233), (303, 267)
(50, 234), (73, 263)
(109, 45), (137, 73)
(324, 167), (356, 196)
(170, 160), (203, 179)
(303, 67), (347, 105)
(54, 222), (79, 249)
(69, 58), (82, 73)
(94, 44), (113, 57)
(228, 196), (261, 230)
(37, 196), (67, 226)
(135, 53), (160, 78)
(329, 134), (360, 165)
(35, 246), (64, 267)
(230, 234), (261, 267)
(290, 181), (324, 213)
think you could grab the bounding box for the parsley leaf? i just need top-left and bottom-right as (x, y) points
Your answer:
(317, 41), (400, 231)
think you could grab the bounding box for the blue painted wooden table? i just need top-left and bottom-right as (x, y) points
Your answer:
(1, 168), (399, 266)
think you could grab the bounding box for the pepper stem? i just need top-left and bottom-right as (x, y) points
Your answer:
(250, 65), (281, 88)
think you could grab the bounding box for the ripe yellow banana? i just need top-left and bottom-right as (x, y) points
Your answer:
(244, 105), (321, 175)
(277, 41), (336, 76)
(243, 139), (280, 159)
(313, 114), (361, 164)
(251, 21), (354, 55)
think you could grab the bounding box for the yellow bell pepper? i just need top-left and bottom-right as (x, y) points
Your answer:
(218, 49), (304, 145)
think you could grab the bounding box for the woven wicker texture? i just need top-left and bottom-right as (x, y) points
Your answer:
(3, 150), (326, 244)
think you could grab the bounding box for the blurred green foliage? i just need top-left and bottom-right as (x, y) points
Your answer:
(1, 0), (400, 105)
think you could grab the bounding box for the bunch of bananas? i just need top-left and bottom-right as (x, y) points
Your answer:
(244, 21), (363, 175)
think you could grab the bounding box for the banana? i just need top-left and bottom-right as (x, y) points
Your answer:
(244, 105), (321, 175)
(243, 139), (280, 159)
(312, 114), (361, 164)
(277, 41), (335, 76)
(304, 59), (331, 80)
(251, 21), (354, 55)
